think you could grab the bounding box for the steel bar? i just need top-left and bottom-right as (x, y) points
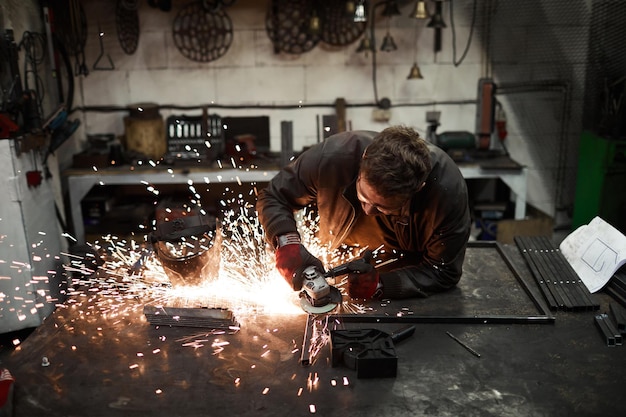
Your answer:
(531, 238), (576, 310)
(532, 241), (573, 310)
(539, 236), (598, 310)
(514, 237), (559, 310)
(328, 314), (555, 325)
(495, 240), (553, 317)
(609, 303), (626, 332)
(515, 236), (599, 311)
(538, 236), (588, 310)
(300, 314), (315, 366)
(446, 331), (481, 358)
(520, 236), (564, 309)
(595, 314), (617, 347)
(538, 236), (583, 309)
(523, 237), (568, 310)
(609, 271), (626, 299)
(546, 238), (600, 310)
(143, 305), (238, 329)
(605, 285), (626, 310)
(602, 313), (623, 345)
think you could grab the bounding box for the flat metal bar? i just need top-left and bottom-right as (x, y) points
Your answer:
(328, 314), (555, 325)
(535, 237), (576, 310)
(518, 236), (563, 309)
(496, 241), (553, 317)
(538, 236), (590, 311)
(523, 237), (567, 310)
(300, 314), (315, 366)
(605, 285), (626, 310)
(547, 238), (599, 310)
(514, 236), (559, 310)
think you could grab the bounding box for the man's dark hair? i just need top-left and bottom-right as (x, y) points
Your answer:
(359, 125), (432, 199)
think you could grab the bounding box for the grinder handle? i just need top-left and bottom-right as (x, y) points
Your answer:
(325, 250), (373, 278)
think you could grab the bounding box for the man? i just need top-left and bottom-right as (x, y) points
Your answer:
(256, 125), (470, 300)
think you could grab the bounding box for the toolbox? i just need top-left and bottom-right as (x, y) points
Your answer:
(166, 113), (224, 161)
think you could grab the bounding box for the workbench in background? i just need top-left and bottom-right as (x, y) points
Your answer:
(64, 156), (527, 244)
(5, 243), (625, 417)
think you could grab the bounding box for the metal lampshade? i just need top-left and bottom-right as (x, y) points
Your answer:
(380, 32), (397, 52)
(356, 36), (374, 53)
(354, 0), (367, 22)
(410, 0), (429, 19)
(381, 0), (401, 17)
(427, 1), (447, 28)
(407, 62), (424, 79)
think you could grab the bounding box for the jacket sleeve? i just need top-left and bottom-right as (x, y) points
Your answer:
(256, 149), (322, 248)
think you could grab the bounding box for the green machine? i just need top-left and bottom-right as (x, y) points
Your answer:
(572, 131), (626, 233)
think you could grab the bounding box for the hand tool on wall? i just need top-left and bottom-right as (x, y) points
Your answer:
(93, 23), (114, 70)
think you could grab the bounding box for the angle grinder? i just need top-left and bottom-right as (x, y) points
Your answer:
(299, 250), (373, 314)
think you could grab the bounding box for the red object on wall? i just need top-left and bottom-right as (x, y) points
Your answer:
(26, 170), (42, 187)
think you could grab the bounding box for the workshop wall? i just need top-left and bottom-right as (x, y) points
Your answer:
(3, 1), (604, 231)
(0, 0), (69, 333)
(67, 0), (482, 159)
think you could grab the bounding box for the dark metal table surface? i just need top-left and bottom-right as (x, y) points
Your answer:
(4, 243), (626, 417)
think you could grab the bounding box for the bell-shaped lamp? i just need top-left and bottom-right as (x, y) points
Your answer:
(407, 62), (424, 79)
(410, 0), (429, 19)
(427, 2), (447, 28)
(356, 36), (374, 53)
(380, 32), (398, 52)
(354, 0), (367, 22)
(381, 1), (401, 17)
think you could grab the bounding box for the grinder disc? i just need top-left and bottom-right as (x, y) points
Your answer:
(299, 286), (342, 314)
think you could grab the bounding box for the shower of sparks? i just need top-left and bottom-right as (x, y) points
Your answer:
(0, 165), (396, 410)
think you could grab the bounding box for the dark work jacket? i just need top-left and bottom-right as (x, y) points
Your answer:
(256, 130), (471, 298)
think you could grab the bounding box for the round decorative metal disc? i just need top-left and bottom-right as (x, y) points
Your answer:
(116, 0), (140, 55)
(319, 0), (367, 47)
(266, 0), (320, 54)
(173, 2), (233, 63)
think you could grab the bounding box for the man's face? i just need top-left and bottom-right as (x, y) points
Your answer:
(356, 176), (408, 216)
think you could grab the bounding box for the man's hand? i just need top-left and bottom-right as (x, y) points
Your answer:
(346, 258), (381, 300)
(275, 232), (324, 291)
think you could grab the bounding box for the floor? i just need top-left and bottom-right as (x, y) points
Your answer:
(2, 236), (625, 417)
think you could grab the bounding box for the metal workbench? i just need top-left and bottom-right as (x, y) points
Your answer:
(63, 157), (527, 243)
(4, 242), (625, 417)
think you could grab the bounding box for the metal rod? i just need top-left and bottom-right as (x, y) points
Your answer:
(328, 314), (554, 325)
(446, 331), (481, 358)
(300, 314), (315, 366)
